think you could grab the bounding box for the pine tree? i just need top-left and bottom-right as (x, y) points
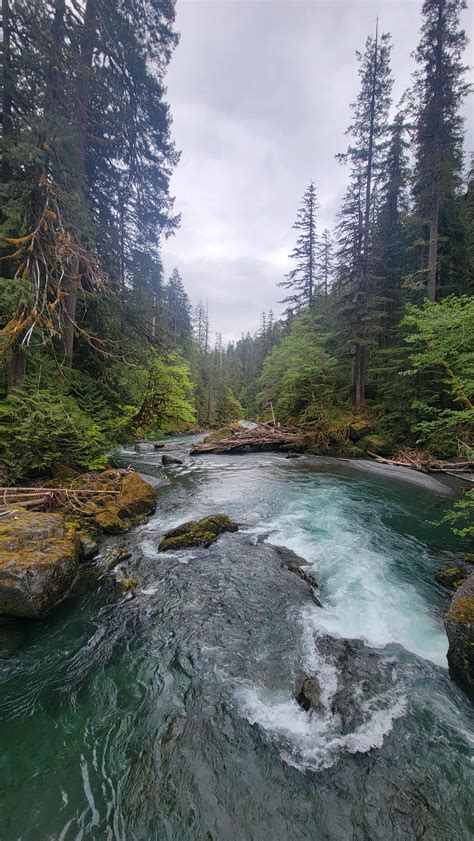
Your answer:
(279, 181), (319, 310)
(412, 0), (470, 301)
(336, 22), (393, 407)
(316, 229), (334, 297)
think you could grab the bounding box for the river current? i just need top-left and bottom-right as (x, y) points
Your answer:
(0, 435), (473, 840)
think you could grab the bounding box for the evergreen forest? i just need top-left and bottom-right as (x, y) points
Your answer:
(1, 0), (472, 482)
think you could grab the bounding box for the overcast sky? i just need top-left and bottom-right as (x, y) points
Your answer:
(161, 0), (473, 343)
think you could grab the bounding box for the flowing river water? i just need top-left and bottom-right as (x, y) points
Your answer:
(0, 435), (473, 840)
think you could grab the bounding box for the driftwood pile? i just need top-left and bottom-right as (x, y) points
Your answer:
(190, 423), (303, 455)
(0, 487), (119, 515)
(367, 448), (474, 480)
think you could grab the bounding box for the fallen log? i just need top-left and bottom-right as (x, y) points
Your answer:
(0, 486), (120, 512)
(367, 450), (474, 476)
(191, 424), (303, 455)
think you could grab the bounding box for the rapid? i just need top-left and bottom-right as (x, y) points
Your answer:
(0, 435), (472, 840)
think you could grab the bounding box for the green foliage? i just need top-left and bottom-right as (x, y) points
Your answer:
(401, 296), (474, 454)
(258, 313), (338, 425)
(132, 353), (196, 437)
(0, 379), (109, 483)
(214, 386), (245, 425)
(438, 490), (474, 540)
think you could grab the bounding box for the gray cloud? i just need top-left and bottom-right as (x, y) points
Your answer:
(162, 0), (473, 342)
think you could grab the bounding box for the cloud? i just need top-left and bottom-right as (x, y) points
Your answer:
(162, 0), (473, 342)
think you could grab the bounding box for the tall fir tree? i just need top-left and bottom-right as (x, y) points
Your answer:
(336, 23), (393, 407)
(279, 181), (319, 310)
(411, 0), (470, 300)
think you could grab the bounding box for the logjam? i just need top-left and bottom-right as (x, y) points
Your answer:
(0, 487), (120, 513)
(190, 423), (303, 454)
(367, 448), (474, 480)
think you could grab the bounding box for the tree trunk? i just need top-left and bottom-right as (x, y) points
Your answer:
(2, 0), (26, 391)
(427, 172), (440, 301)
(62, 0), (97, 364)
(6, 348), (26, 394)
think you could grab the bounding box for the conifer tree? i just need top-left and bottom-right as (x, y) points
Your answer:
(412, 0), (470, 301)
(279, 181), (319, 310)
(336, 23), (393, 407)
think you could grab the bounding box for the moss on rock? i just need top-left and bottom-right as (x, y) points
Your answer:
(0, 508), (80, 617)
(445, 572), (474, 701)
(159, 514), (238, 552)
(358, 434), (390, 455)
(71, 469), (156, 535)
(435, 566), (468, 591)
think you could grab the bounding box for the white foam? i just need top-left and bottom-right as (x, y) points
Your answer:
(236, 682), (407, 772)
(262, 487), (448, 668)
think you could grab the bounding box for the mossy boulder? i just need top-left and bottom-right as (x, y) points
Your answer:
(159, 514), (238, 552)
(445, 572), (474, 701)
(72, 469), (156, 534)
(0, 509), (80, 617)
(435, 566), (468, 591)
(358, 434), (390, 456)
(348, 421), (372, 442)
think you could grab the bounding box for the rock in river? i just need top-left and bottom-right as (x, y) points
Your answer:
(159, 514), (238, 551)
(445, 571), (474, 701)
(162, 455), (183, 466)
(73, 469), (156, 534)
(0, 509), (80, 618)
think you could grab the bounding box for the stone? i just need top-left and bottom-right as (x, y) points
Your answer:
(271, 545), (319, 591)
(154, 442), (165, 450)
(78, 531), (99, 560)
(162, 455), (183, 466)
(73, 469), (156, 535)
(159, 514), (238, 552)
(0, 509), (80, 618)
(445, 572), (474, 701)
(135, 442), (155, 452)
(435, 566), (468, 591)
(348, 421), (372, 442)
(286, 453), (301, 459)
(296, 676), (323, 713)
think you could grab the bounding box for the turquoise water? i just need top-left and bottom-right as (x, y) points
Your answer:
(0, 441), (472, 840)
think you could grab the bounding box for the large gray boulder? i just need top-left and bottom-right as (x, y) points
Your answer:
(0, 509), (80, 617)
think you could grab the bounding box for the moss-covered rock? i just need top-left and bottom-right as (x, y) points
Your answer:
(71, 469), (156, 534)
(348, 421), (372, 442)
(0, 509), (80, 617)
(159, 514), (238, 552)
(435, 566), (468, 591)
(358, 434), (390, 455)
(445, 572), (474, 701)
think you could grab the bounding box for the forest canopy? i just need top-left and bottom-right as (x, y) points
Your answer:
(0, 0), (472, 484)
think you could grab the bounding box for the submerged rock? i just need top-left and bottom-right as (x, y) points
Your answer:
(162, 455), (183, 466)
(0, 509), (80, 618)
(295, 676), (323, 713)
(445, 572), (474, 701)
(159, 514), (238, 551)
(286, 453), (301, 459)
(73, 469), (156, 534)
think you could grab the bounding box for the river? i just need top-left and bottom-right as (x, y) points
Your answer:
(0, 435), (472, 840)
